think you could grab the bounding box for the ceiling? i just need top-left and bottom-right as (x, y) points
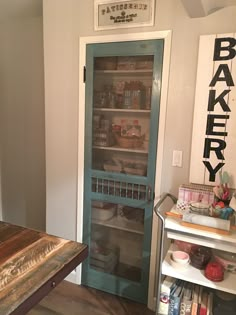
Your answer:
(0, 0), (235, 23)
(181, 0), (236, 17)
(0, 0), (42, 22)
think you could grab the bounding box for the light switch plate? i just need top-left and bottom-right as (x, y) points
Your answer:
(172, 150), (183, 167)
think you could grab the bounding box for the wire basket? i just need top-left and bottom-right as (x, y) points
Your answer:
(115, 134), (144, 149)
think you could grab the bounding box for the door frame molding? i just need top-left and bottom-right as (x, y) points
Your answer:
(77, 30), (172, 310)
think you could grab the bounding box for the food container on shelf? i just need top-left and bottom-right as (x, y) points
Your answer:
(123, 166), (146, 176)
(204, 262), (224, 282)
(170, 253), (190, 271)
(135, 56), (153, 70)
(174, 240), (200, 254)
(103, 163), (122, 173)
(94, 91), (107, 108)
(172, 251), (190, 264)
(117, 56), (136, 70)
(94, 57), (117, 70)
(92, 201), (110, 208)
(114, 134), (144, 149)
(213, 249), (236, 273)
(93, 129), (114, 147)
(90, 245), (119, 273)
(117, 205), (144, 224)
(91, 204), (116, 221)
(189, 202), (210, 216)
(93, 114), (101, 129)
(190, 246), (212, 269)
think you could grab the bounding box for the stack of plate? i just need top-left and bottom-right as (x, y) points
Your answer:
(189, 202), (210, 216)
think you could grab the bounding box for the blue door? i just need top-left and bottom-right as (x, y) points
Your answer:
(82, 39), (164, 303)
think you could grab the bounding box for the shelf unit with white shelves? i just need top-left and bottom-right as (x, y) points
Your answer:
(153, 193), (236, 315)
(162, 243), (236, 295)
(165, 213), (236, 253)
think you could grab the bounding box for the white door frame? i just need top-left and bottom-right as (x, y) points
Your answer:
(77, 30), (172, 310)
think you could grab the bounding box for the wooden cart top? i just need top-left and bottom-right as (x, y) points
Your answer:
(0, 221), (88, 315)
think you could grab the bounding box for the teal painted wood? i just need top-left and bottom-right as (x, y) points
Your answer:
(91, 169), (149, 185)
(82, 39), (164, 304)
(83, 267), (149, 304)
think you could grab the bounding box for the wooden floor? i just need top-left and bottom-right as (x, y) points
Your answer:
(28, 281), (155, 315)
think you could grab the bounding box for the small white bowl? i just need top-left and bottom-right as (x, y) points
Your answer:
(170, 254), (190, 270)
(172, 251), (190, 264)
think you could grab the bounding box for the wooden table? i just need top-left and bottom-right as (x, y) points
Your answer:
(0, 221), (88, 315)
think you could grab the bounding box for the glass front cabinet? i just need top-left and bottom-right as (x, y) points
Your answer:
(82, 39), (164, 304)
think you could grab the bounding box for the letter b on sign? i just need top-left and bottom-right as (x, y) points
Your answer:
(214, 37), (236, 61)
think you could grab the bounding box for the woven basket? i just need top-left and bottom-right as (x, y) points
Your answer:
(95, 57), (117, 70)
(115, 134), (143, 149)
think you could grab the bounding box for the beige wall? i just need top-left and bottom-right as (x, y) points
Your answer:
(0, 17), (45, 230)
(0, 167), (2, 220)
(43, 0), (236, 239)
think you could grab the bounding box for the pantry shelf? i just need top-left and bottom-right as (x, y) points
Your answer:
(93, 145), (148, 154)
(95, 69), (153, 75)
(93, 108), (151, 113)
(92, 216), (144, 235)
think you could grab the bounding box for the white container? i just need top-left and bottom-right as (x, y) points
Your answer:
(92, 206), (116, 221)
(170, 254), (190, 271)
(172, 251), (190, 264)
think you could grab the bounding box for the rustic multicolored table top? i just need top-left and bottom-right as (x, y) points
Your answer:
(0, 221), (88, 315)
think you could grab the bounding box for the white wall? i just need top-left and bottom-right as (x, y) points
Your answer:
(43, 0), (236, 239)
(0, 16), (45, 230)
(43, 2), (79, 239)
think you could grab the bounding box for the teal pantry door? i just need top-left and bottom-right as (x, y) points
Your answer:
(82, 39), (164, 304)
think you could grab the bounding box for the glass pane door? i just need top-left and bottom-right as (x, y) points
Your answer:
(82, 39), (164, 304)
(92, 55), (154, 176)
(90, 200), (144, 282)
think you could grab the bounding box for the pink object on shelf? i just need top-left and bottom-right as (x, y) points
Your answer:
(174, 240), (200, 254)
(172, 251), (190, 264)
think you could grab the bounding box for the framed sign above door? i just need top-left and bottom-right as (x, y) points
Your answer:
(94, 0), (155, 31)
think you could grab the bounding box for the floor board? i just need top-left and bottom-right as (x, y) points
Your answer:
(27, 281), (155, 315)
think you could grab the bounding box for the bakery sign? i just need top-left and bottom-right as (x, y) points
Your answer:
(94, 0), (155, 30)
(190, 33), (236, 188)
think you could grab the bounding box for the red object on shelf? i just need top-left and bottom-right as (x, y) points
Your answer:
(174, 240), (200, 254)
(204, 262), (224, 282)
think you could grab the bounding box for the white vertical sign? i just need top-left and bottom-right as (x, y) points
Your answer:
(190, 33), (236, 188)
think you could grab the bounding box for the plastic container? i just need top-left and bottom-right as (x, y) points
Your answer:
(172, 251), (190, 264)
(213, 249), (236, 273)
(190, 246), (212, 269)
(103, 163), (122, 173)
(91, 205), (116, 221)
(174, 240), (200, 254)
(205, 262), (224, 282)
(170, 254), (190, 270)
